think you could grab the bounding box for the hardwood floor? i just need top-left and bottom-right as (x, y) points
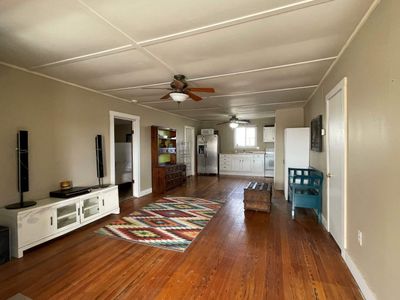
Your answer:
(0, 176), (362, 299)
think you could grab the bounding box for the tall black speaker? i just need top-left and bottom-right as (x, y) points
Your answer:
(95, 135), (105, 187)
(18, 130), (29, 192)
(5, 130), (37, 209)
(0, 226), (10, 264)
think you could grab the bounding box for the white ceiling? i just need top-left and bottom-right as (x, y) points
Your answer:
(0, 0), (375, 121)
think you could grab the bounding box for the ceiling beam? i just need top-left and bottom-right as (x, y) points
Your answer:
(208, 85), (318, 98)
(138, 0), (333, 47)
(134, 85), (317, 104)
(101, 57), (334, 92)
(166, 100), (306, 112)
(77, 0), (177, 75)
(27, 0), (333, 74)
(31, 44), (135, 70)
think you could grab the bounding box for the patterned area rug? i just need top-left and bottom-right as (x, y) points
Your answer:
(96, 196), (223, 252)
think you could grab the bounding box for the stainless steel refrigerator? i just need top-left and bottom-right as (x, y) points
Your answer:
(197, 134), (219, 175)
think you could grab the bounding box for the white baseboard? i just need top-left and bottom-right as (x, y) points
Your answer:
(139, 188), (152, 197)
(321, 214), (328, 231)
(343, 251), (376, 300)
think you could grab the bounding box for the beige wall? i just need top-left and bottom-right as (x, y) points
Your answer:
(0, 65), (198, 207)
(200, 117), (275, 154)
(274, 108), (304, 190)
(304, 0), (399, 298)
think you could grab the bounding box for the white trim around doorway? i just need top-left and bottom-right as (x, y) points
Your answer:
(184, 126), (196, 176)
(109, 111), (141, 198)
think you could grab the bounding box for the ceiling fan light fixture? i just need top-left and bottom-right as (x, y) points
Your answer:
(170, 92), (189, 103)
(229, 122), (239, 129)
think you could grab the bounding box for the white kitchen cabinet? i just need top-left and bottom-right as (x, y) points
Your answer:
(219, 154), (264, 176)
(0, 185), (119, 258)
(251, 154), (265, 175)
(263, 127), (275, 142)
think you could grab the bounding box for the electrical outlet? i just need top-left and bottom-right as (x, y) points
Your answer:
(357, 230), (363, 246)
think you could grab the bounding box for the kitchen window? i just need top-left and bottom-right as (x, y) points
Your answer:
(234, 126), (257, 148)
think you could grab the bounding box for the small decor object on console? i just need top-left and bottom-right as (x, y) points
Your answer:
(6, 130), (37, 209)
(60, 180), (72, 190)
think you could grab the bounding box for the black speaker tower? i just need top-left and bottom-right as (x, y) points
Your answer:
(6, 130), (37, 209)
(95, 134), (107, 188)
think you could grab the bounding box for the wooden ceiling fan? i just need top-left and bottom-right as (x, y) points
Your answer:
(217, 115), (250, 128)
(143, 74), (215, 102)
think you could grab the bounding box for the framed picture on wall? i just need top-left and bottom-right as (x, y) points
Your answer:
(310, 115), (323, 152)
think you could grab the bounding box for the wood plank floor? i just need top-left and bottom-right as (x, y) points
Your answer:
(0, 176), (362, 299)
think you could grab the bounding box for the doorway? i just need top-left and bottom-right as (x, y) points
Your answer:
(109, 111), (141, 198)
(326, 78), (347, 254)
(114, 119), (133, 200)
(184, 126), (196, 176)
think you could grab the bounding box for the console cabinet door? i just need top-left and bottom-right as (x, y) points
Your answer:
(55, 201), (79, 232)
(100, 188), (119, 214)
(18, 207), (56, 247)
(80, 194), (101, 223)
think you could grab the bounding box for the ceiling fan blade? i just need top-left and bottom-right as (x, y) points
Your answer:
(216, 121), (230, 125)
(187, 87), (215, 93)
(160, 93), (171, 99)
(237, 120), (250, 124)
(187, 91), (202, 101)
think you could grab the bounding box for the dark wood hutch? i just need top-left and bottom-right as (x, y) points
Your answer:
(151, 126), (186, 194)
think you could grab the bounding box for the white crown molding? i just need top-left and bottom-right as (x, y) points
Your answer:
(304, 0), (381, 105)
(0, 60), (132, 103)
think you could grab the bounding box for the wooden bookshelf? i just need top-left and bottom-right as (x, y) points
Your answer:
(151, 126), (186, 194)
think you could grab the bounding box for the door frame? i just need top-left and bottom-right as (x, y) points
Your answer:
(325, 77), (348, 252)
(109, 111), (141, 198)
(184, 126), (196, 176)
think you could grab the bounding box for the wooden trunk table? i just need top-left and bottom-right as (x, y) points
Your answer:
(244, 182), (272, 212)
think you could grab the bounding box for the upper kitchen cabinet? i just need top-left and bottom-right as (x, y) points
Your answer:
(263, 126), (276, 143)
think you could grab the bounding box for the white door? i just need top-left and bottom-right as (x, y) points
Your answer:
(184, 126), (195, 176)
(326, 78), (347, 253)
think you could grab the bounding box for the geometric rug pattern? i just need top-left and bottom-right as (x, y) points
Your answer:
(96, 196), (223, 252)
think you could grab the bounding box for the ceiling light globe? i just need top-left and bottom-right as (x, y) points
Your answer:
(229, 122), (239, 129)
(170, 92), (189, 102)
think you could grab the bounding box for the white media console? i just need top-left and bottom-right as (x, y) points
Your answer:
(0, 185), (119, 258)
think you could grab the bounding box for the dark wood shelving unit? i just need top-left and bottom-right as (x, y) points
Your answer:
(151, 126), (186, 194)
